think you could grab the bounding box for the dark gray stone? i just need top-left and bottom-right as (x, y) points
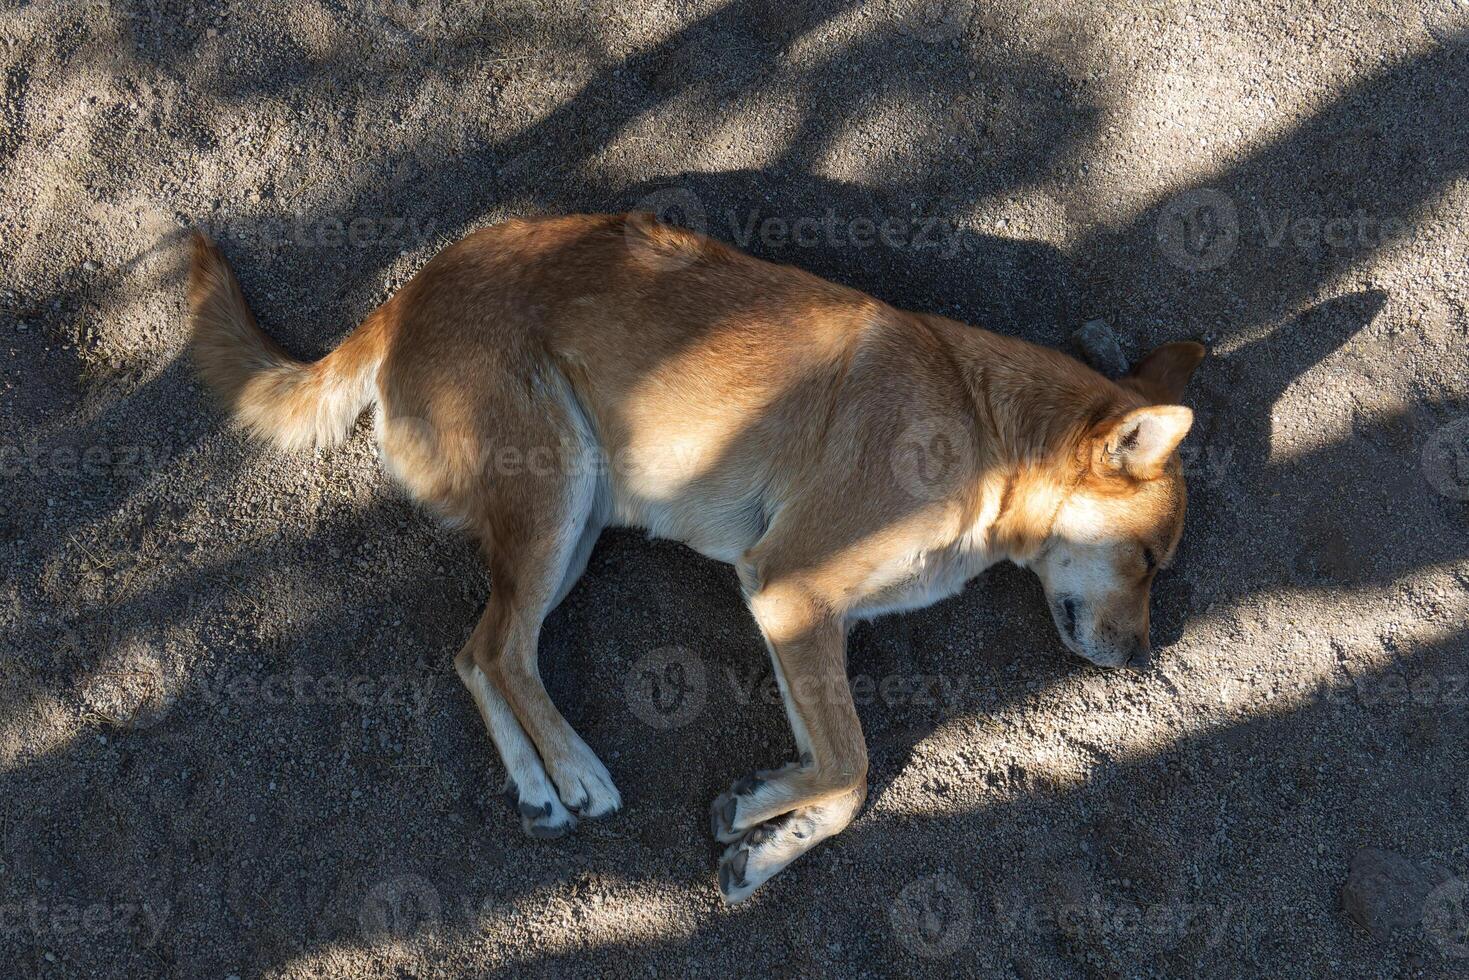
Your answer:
(1072, 318), (1130, 378)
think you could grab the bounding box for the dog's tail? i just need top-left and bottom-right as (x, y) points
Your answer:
(187, 232), (387, 451)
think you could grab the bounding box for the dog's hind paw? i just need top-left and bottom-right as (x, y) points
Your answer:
(546, 740), (622, 820)
(504, 778), (577, 839)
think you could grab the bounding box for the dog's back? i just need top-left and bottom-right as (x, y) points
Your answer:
(187, 212), (1202, 902)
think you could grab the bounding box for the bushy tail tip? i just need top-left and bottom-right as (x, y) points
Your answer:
(187, 232), (382, 450)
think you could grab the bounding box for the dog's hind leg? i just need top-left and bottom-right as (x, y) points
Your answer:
(455, 426), (621, 830)
(411, 367), (616, 835)
(455, 627), (577, 838)
(455, 503), (620, 833)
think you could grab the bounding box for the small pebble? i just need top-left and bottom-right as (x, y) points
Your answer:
(1072, 318), (1130, 379)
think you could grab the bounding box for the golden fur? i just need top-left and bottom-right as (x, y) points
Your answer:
(187, 214), (1203, 901)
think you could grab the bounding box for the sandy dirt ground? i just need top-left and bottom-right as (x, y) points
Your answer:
(2, 0), (1468, 976)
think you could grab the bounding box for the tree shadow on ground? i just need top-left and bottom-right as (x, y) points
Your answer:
(4, 4), (1467, 978)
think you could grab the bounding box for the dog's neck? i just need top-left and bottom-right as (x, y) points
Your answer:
(923, 314), (1131, 566)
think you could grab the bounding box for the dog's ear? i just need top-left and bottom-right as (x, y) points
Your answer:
(1122, 341), (1205, 404)
(1095, 406), (1194, 480)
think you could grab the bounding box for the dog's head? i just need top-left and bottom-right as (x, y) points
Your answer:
(1026, 342), (1205, 670)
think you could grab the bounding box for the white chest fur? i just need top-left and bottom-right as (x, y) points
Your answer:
(848, 486), (1004, 621)
(851, 541), (1000, 620)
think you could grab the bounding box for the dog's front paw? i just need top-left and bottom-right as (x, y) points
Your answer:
(505, 778), (577, 839)
(710, 759), (805, 843)
(710, 773), (762, 843)
(717, 810), (820, 903)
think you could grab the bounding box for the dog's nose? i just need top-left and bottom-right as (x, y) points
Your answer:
(1124, 638), (1152, 671)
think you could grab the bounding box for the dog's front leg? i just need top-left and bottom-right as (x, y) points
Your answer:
(712, 580), (868, 902)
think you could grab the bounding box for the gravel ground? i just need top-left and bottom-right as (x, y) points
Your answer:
(3, 1), (1468, 976)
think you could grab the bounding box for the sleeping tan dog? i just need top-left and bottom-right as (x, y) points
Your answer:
(187, 213), (1203, 902)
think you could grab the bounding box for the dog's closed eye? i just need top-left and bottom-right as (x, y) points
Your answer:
(1061, 597), (1077, 633)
